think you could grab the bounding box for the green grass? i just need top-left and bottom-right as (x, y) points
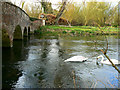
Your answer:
(42, 25), (118, 32)
(35, 25), (118, 35)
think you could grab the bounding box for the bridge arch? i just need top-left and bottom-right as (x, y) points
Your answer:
(24, 27), (28, 37)
(1, 2), (43, 47)
(2, 29), (11, 47)
(13, 25), (22, 40)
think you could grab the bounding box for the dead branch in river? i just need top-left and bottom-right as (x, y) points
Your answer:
(72, 70), (76, 89)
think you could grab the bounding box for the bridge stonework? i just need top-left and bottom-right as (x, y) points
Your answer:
(0, 2), (42, 47)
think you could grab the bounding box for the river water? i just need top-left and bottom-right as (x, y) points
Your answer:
(2, 35), (120, 88)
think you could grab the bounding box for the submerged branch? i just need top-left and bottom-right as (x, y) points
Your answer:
(72, 70), (76, 89)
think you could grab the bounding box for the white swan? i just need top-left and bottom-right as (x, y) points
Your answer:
(97, 55), (120, 65)
(64, 56), (88, 62)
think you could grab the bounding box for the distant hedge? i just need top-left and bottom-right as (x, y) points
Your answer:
(30, 17), (40, 21)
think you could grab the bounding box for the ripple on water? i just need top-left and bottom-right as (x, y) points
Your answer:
(2, 35), (119, 88)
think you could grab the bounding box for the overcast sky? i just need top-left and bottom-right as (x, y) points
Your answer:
(10, 0), (119, 9)
(11, 0), (120, 3)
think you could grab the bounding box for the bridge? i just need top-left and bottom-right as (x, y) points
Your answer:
(0, 2), (42, 47)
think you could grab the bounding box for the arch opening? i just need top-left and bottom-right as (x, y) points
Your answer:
(13, 25), (22, 40)
(2, 29), (11, 47)
(28, 27), (30, 35)
(24, 27), (27, 37)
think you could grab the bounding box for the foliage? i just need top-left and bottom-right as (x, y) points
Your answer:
(24, 3), (42, 18)
(34, 26), (47, 35)
(29, 17), (40, 21)
(39, 26), (47, 31)
(112, 25), (118, 27)
(21, 1), (25, 9)
(62, 31), (67, 34)
(42, 14), (68, 25)
(34, 30), (42, 35)
(40, 1), (53, 14)
(23, 0), (118, 26)
(70, 30), (75, 34)
(62, 0), (118, 26)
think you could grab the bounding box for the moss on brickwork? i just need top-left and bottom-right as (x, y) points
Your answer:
(2, 29), (11, 47)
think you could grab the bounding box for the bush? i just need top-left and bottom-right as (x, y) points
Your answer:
(39, 26), (47, 31)
(112, 25), (118, 27)
(105, 24), (111, 26)
(44, 14), (68, 25)
(30, 17), (39, 21)
(62, 31), (67, 34)
(34, 30), (42, 34)
(34, 26), (46, 34)
(70, 30), (75, 34)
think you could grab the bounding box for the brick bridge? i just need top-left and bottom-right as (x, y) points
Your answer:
(0, 2), (42, 47)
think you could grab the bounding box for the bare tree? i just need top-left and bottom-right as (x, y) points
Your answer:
(54, 0), (67, 25)
(1, 0), (11, 2)
(118, 1), (120, 26)
(36, 0), (53, 14)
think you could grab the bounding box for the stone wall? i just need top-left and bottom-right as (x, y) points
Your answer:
(31, 20), (43, 31)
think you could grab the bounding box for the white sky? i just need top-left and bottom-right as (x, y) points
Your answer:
(11, 0), (120, 4)
(10, 0), (120, 9)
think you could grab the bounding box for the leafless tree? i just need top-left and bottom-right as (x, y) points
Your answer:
(54, 0), (67, 25)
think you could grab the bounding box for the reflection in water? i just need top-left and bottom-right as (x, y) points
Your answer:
(14, 38), (74, 88)
(2, 40), (25, 88)
(2, 35), (119, 88)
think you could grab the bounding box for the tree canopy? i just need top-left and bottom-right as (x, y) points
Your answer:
(62, 1), (118, 26)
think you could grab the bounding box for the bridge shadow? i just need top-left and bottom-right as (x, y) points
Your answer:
(2, 32), (31, 88)
(24, 27), (27, 37)
(2, 29), (11, 47)
(14, 25), (22, 40)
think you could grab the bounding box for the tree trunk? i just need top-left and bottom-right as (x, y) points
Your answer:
(118, 1), (120, 26)
(54, 0), (67, 25)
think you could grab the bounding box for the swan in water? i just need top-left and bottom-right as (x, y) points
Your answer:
(97, 55), (120, 65)
(64, 56), (88, 62)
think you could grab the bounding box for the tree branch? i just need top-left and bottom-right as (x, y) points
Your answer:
(101, 49), (120, 73)
(54, 0), (67, 25)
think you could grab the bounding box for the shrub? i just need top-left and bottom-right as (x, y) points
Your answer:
(34, 30), (42, 34)
(62, 31), (67, 34)
(39, 26), (47, 31)
(39, 14), (68, 25)
(70, 30), (75, 34)
(112, 25), (118, 27)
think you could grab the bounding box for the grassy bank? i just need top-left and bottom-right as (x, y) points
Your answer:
(34, 25), (118, 36)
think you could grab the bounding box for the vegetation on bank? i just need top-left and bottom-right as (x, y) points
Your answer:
(29, 17), (40, 21)
(23, 1), (119, 26)
(34, 25), (118, 36)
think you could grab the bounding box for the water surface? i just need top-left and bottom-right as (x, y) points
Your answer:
(2, 35), (119, 88)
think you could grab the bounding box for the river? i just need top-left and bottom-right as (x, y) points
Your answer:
(2, 35), (120, 88)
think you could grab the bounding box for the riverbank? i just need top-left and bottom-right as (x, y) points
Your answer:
(34, 25), (118, 36)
